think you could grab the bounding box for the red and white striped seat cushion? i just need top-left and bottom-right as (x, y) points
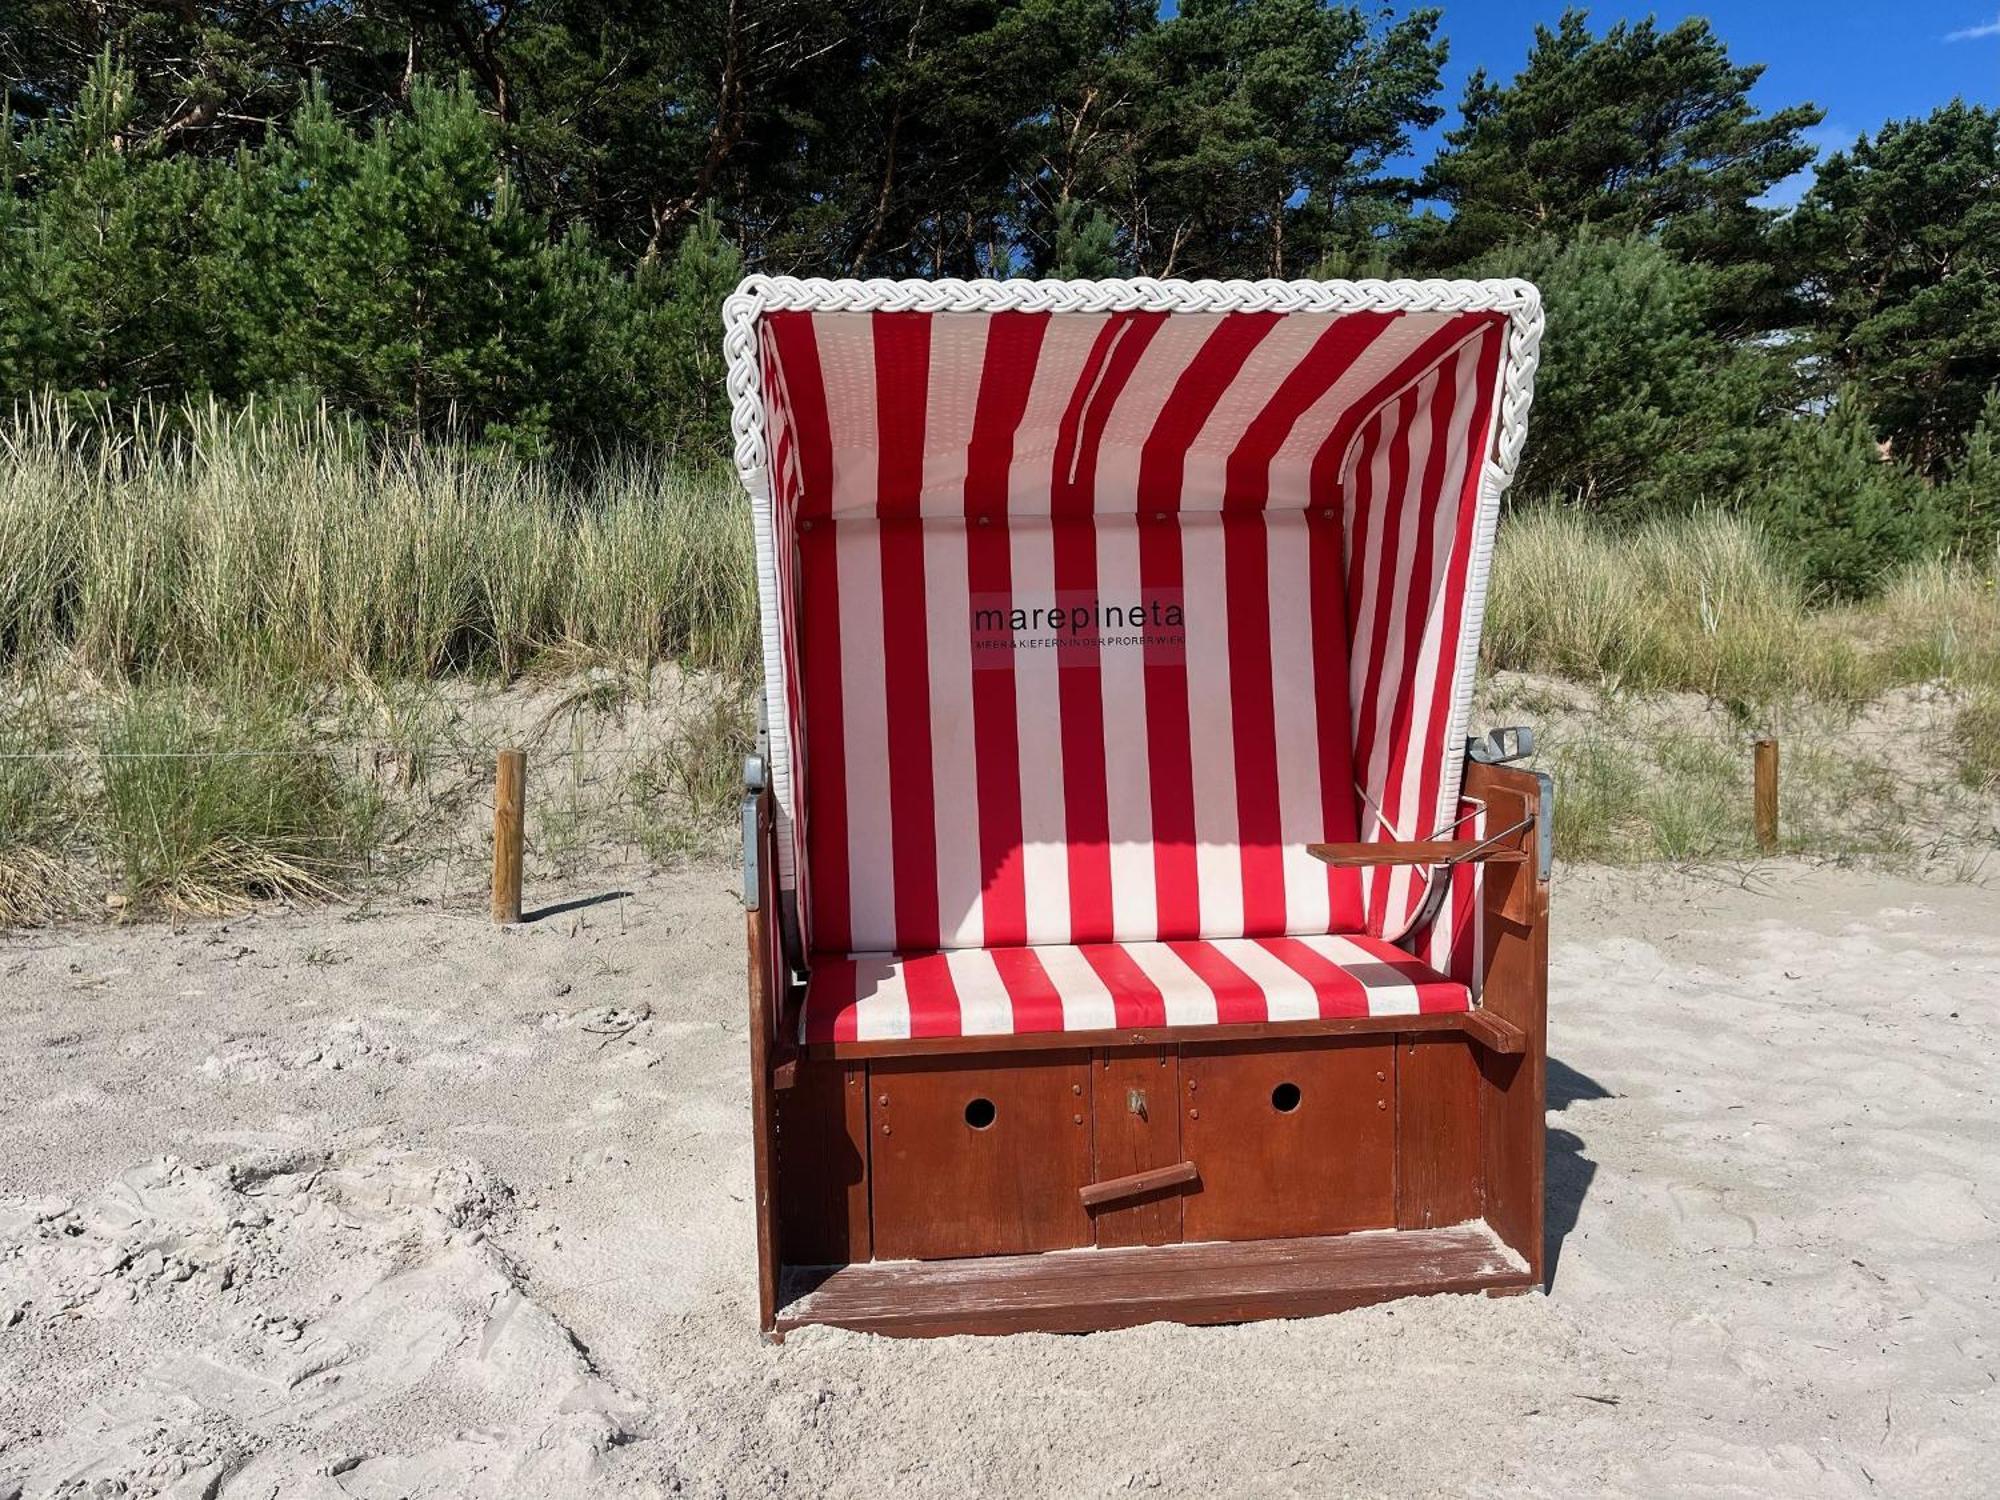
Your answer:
(803, 933), (1470, 1044)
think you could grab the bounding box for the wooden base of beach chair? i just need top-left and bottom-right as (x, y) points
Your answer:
(772, 1221), (1534, 1339)
(744, 763), (1548, 1341)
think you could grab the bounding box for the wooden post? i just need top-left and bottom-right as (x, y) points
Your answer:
(492, 747), (525, 924)
(1753, 736), (1779, 854)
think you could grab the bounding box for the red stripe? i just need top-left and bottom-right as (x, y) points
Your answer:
(802, 957), (854, 1044)
(1351, 388), (1421, 881)
(1138, 316), (1280, 941)
(798, 525), (850, 954)
(1255, 937), (1373, 1018)
(1165, 940), (1268, 1024)
(1308, 510), (1365, 930)
(1223, 312), (1396, 509)
(1137, 314), (1282, 515)
(989, 947), (1067, 1033)
(1055, 313), (1165, 516)
(874, 311), (938, 950)
(1078, 943), (1169, 1028)
(1139, 517), (1197, 938)
(774, 501), (812, 951)
(768, 312), (834, 523)
(963, 315), (1048, 947)
(873, 311), (929, 519)
(1052, 313), (1164, 943)
(900, 951), (965, 1037)
(1339, 934), (1468, 1014)
(1223, 511), (1285, 934)
(966, 312), (1050, 519)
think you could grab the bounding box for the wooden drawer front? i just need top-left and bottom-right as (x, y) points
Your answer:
(1090, 1049), (1184, 1247)
(1181, 1039), (1396, 1243)
(869, 1052), (1093, 1260)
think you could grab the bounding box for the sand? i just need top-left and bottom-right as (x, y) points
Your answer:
(1, 861), (1996, 1498)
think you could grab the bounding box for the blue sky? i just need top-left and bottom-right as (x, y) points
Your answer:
(1402, 3), (2000, 204)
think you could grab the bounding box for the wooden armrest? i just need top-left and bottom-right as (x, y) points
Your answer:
(1461, 1009), (1527, 1056)
(1307, 839), (1527, 868)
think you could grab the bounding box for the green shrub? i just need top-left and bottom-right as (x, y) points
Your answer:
(1468, 233), (1790, 512)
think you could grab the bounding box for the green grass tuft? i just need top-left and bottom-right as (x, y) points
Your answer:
(97, 689), (383, 916)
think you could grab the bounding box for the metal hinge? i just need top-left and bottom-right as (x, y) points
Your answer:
(741, 752), (767, 909)
(1467, 725), (1535, 765)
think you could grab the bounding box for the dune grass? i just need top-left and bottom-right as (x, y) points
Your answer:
(1484, 508), (2000, 802)
(0, 401), (1995, 918)
(0, 398), (757, 683)
(1481, 508), (1870, 705)
(625, 683), (757, 863)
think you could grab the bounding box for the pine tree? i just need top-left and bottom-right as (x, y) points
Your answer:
(1416, 10), (1818, 331)
(1743, 401), (1940, 600)
(1783, 102), (2000, 478)
(1943, 388), (2000, 554)
(1, 52), (221, 404)
(1051, 200), (1122, 278)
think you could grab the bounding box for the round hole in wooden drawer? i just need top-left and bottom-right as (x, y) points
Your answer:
(964, 1097), (997, 1130)
(1270, 1082), (1302, 1114)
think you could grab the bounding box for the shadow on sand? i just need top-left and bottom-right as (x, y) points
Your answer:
(1545, 1055), (1614, 1291)
(521, 889), (635, 924)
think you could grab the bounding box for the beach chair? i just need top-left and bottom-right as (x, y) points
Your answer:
(726, 276), (1548, 1338)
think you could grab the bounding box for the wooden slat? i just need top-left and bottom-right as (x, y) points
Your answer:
(869, 1053), (1094, 1260)
(1307, 839), (1526, 868)
(746, 791), (783, 1335)
(1079, 1160), (1199, 1209)
(775, 1221), (1532, 1339)
(775, 1061), (871, 1265)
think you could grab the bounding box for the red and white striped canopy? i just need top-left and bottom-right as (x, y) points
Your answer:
(725, 278), (1540, 970)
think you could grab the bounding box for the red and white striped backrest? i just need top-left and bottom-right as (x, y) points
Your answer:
(729, 281), (1540, 958)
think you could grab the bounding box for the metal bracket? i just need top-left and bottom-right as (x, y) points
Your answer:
(1533, 769), (1555, 882)
(741, 753), (767, 910)
(1467, 725), (1535, 765)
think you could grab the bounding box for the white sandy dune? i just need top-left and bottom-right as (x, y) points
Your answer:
(1, 862), (1996, 1498)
